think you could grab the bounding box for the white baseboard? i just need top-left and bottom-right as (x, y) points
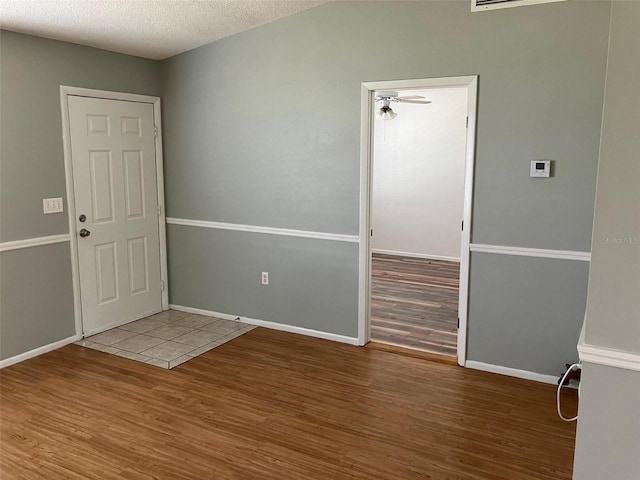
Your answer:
(465, 360), (558, 385)
(372, 248), (460, 263)
(170, 304), (239, 321)
(0, 334), (81, 369)
(169, 304), (360, 346)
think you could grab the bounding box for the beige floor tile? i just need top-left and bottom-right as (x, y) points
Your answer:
(221, 329), (247, 341)
(198, 319), (238, 332)
(111, 334), (165, 354)
(168, 314), (215, 329)
(145, 323), (193, 340)
(206, 322), (244, 336)
(172, 329), (227, 347)
(141, 341), (195, 361)
(89, 328), (137, 346)
(86, 343), (121, 354)
(145, 358), (169, 369)
(118, 317), (170, 334)
(115, 350), (152, 363)
(169, 355), (193, 369)
(186, 339), (226, 357)
(147, 309), (190, 323)
(78, 315), (255, 370)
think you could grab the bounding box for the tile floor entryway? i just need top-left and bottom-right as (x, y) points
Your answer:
(75, 309), (256, 369)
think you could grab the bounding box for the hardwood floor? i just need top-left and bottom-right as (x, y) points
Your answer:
(371, 253), (459, 356)
(0, 327), (577, 479)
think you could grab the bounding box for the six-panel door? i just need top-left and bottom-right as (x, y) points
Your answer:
(68, 96), (162, 335)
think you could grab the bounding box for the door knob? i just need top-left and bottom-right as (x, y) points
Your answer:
(79, 229), (91, 238)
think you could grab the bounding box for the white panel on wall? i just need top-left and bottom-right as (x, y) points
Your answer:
(372, 87), (468, 261)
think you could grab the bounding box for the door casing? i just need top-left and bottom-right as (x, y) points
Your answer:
(358, 76), (478, 366)
(60, 86), (169, 337)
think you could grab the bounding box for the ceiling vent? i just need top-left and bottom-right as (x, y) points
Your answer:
(471, 0), (566, 12)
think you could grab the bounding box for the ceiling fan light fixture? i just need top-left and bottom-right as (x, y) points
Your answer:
(376, 105), (397, 121)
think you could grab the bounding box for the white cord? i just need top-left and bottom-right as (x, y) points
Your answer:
(557, 363), (580, 422)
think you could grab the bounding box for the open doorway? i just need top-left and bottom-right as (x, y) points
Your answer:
(371, 86), (467, 358)
(358, 77), (478, 366)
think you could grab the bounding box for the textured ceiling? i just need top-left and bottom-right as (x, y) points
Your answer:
(0, 0), (329, 60)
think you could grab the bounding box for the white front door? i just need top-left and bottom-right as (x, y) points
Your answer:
(68, 96), (163, 336)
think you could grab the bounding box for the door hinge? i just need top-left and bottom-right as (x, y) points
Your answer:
(160, 280), (165, 292)
(370, 229), (373, 237)
(461, 220), (464, 231)
(154, 125), (158, 138)
(457, 317), (460, 329)
(157, 204), (162, 216)
(466, 116), (469, 128)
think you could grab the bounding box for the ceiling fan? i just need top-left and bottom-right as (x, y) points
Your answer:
(375, 91), (431, 120)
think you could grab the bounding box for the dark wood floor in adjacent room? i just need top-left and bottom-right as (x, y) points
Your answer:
(371, 253), (460, 356)
(1, 327), (577, 479)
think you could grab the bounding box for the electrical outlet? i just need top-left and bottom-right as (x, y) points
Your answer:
(261, 272), (269, 285)
(43, 197), (64, 214)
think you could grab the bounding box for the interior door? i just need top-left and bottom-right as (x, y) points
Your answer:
(68, 96), (162, 336)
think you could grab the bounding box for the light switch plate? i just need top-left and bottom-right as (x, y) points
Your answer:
(43, 197), (64, 214)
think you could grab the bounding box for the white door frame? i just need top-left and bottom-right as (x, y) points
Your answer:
(60, 86), (169, 338)
(358, 76), (478, 366)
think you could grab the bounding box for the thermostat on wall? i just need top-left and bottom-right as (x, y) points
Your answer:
(530, 160), (551, 178)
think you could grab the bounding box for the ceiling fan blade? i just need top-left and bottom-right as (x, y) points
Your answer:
(397, 95), (425, 100)
(396, 99), (432, 104)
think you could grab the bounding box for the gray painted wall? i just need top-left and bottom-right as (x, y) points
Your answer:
(0, 31), (162, 360)
(161, 0), (610, 374)
(582, 0), (640, 354)
(573, 363), (640, 480)
(573, 3), (640, 478)
(167, 226), (359, 337)
(161, 0), (609, 249)
(467, 253), (589, 375)
(0, 244), (75, 359)
(0, 30), (162, 242)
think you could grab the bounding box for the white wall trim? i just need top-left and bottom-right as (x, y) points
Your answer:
(59, 86), (161, 104)
(359, 76), (479, 364)
(470, 243), (591, 262)
(166, 217), (360, 243)
(372, 248), (460, 263)
(0, 334), (81, 369)
(0, 234), (71, 253)
(465, 360), (559, 385)
(60, 85), (170, 340)
(470, 0), (567, 13)
(169, 304), (360, 346)
(578, 343), (640, 373)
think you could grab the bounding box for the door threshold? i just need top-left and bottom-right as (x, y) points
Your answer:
(366, 341), (458, 366)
